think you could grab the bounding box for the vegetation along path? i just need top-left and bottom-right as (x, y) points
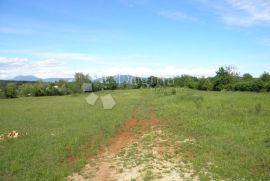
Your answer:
(68, 108), (208, 181)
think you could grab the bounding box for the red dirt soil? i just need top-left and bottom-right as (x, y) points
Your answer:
(100, 112), (159, 156)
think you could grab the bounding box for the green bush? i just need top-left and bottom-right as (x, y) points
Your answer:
(171, 88), (176, 95)
(32, 83), (47, 96)
(0, 86), (5, 98)
(197, 78), (212, 91)
(255, 103), (262, 114)
(250, 80), (264, 92)
(266, 83), (270, 92)
(234, 81), (252, 91)
(18, 83), (34, 96)
(104, 76), (117, 90)
(4, 83), (17, 98)
(234, 80), (264, 92)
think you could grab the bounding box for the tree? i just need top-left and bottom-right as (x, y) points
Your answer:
(104, 76), (117, 90)
(92, 81), (103, 91)
(4, 83), (17, 98)
(55, 80), (71, 95)
(0, 86), (4, 98)
(32, 83), (47, 96)
(74, 73), (91, 92)
(242, 73), (253, 80)
(173, 75), (198, 88)
(197, 78), (212, 90)
(260, 72), (270, 82)
(213, 66), (236, 91)
(147, 76), (164, 88)
(132, 77), (142, 89)
(164, 78), (174, 87)
(18, 83), (34, 96)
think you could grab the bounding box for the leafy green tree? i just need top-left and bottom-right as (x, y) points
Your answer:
(173, 75), (198, 88)
(4, 83), (17, 98)
(104, 76), (117, 90)
(0, 86), (4, 98)
(55, 80), (71, 95)
(121, 81), (129, 89)
(260, 72), (270, 82)
(234, 79), (264, 92)
(197, 78), (212, 90)
(164, 78), (174, 87)
(213, 66), (236, 91)
(132, 77), (142, 89)
(18, 83), (34, 96)
(74, 72), (91, 92)
(242, 73), (253, 80)
(251, 80), (264, 92)
(265, 82), (270, 92)
(92, 81), (103, 91)
(32, 83), (47, 96)
(147, 76), (164, 88)
(141, 78), (148, 88)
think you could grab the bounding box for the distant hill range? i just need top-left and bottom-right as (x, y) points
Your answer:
(8, 75), (143, 84)
(11, 75), (73, 82)
(12, 75), (40, 81)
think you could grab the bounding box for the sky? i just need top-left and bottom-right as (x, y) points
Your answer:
(0, 0), (270, 79)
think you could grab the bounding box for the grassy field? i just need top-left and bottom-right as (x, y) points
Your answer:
(1, 88), (270, 180)
(151, 88), (270, 180)
(0, 90), (144, 180)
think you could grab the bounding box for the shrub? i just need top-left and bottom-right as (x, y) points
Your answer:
(266, 83), (270, 92)
(260, 72), (270, 82)
(250, 80), (264, 92)
(104, 76), (117, 90)
(32, 83), (47, 96)
(242, 73), (253, 80)
(234, 81), (252, 91)
(0, 86), (5, 98)
(4, 83), (17, 98)
(18, 83), (34, 96)
(197, 78), (212, 91)
(255, 103), (262, 114)
(233, 80), (264, 92)
(171, 88), (176, 95)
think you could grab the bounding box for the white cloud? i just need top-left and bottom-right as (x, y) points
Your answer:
(0, 57), (29, 65)
(0, 57), (71, 79)
(224, 0), (270, 26)
(159, 10), (198, 22)
(36, 59), (64, 67)
(0, 56), (216, 79)
(199, 0), (270, 26)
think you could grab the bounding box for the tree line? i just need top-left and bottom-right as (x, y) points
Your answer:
(1, 67), (270, 98)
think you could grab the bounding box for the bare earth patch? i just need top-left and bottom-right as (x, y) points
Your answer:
(68, 113), (202, 181)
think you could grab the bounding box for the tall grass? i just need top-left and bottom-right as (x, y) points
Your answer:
(151, 88), (270, 180)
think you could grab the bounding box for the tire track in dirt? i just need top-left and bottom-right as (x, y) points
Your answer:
(68, 111), (203, 181)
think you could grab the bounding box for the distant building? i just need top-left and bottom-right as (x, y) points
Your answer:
(81, 83), (92, 92)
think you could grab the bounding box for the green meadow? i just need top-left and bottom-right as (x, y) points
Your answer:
(0, 90), (143, 180)
(152, 88), (270, 180)
(0, 89), (270, 180)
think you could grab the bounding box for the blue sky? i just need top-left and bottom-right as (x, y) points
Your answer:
(0, 0), (270, 79)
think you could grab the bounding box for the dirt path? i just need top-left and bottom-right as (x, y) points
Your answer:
(68, 112), (200, 181)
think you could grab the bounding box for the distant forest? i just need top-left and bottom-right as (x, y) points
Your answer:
(1, 66), (270, 98)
